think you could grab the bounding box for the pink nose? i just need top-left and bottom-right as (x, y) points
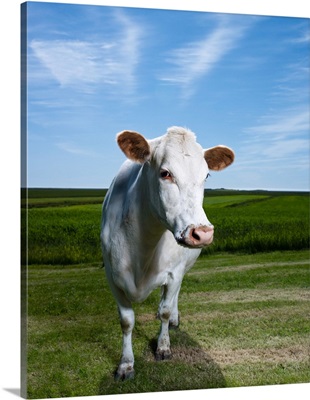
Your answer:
(189, 226), (214, 247)
(178, 225), (214, 248)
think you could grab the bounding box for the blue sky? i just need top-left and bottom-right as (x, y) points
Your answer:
(25, 1), (310, 190)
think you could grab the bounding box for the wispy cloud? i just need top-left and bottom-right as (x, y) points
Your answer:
(289, 31), (310, 44)
(29, 10), (142, 94)
(246, 109), (309, 138)
(261, 138), (309, 158)
(239, 36), (309, 173)
(159, 18), (249, 98)
(30, 40), (104, 88)
(238, 107), (309, 178)
(271, 54), (309, 107)
(56, 142), (98, 157)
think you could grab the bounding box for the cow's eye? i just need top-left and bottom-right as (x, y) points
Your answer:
(160, 169), (172, 180)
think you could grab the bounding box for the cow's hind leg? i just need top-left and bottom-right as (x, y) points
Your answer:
(156, 278), (182, 360)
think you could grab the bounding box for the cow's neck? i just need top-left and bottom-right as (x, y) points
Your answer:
(129, 167), (166, 260)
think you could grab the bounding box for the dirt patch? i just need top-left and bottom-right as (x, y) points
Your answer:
(209, 345), (310, 366)
(188, 260), (309, 276)
(144, 342), (214, 365)
(181, 288), (310, 304)
(136, 313), (157, 324)
(144, 341), (309, 367)
(171, 346), (213, 364)
(182, 303), (309, 325)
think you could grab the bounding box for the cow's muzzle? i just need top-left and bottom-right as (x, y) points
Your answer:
(177, 224), (214, 248)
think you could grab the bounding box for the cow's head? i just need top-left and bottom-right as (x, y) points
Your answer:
(117, 126), (234, 248)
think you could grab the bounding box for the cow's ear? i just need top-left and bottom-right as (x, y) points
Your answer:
(117, 130), (151, 163)
(204, 145), (234, 171)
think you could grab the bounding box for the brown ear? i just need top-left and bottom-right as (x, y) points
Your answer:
(117, 130), (151, 163)
(204, 145), (235, 171)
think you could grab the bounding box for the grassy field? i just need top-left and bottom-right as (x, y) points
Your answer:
(22, 189), (310, 398)
(22, 189), (309, 265)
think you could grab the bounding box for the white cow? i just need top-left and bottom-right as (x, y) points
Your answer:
(101, 126), (234, 380)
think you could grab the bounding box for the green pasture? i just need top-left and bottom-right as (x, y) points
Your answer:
(22, 189), (310, 398)
(22, 188), (107, 208)
(22, 190), (309, 264)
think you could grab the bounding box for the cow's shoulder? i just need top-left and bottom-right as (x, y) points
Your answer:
(107, 160), (141, 199)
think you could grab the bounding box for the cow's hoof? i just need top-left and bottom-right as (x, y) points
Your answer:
(114, 366), (135, 381)
(155, 349), (172, 361)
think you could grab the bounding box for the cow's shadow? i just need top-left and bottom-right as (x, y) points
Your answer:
(98, 328), (226, 395)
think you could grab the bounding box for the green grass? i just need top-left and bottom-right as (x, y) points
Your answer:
(22, 188), (107, 208)
(202, 194), (309, 254)
(22, 189), (310, 397)
(23, 191), (309, 265)
(26, 251), (310, 398)
(22, 204), (102, 264)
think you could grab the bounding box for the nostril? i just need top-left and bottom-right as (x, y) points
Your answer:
(177, 225), (214, 248)
(191, 229), (200, 241)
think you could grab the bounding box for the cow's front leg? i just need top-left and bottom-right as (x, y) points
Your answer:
(169, 285), (180, 329)
(115, 304), (135, 380)
(156, 279), (181, 360)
